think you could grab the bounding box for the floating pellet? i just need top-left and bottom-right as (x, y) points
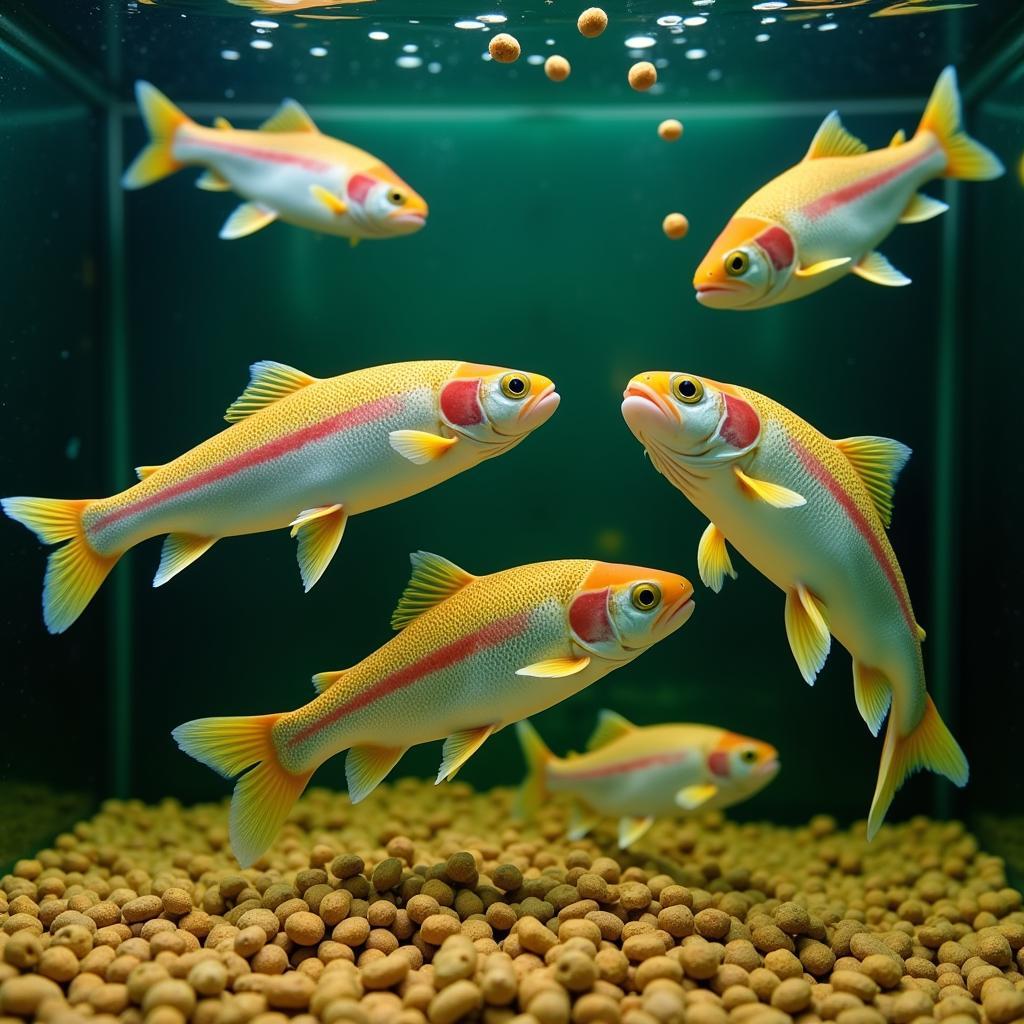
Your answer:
(545, 55), (571, 82)
(488, 34), (520, 63)
(658, 118), (684, 141)
(628, 61), (657, 91)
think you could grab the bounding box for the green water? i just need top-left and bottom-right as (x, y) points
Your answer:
(1, 0), (1022, 869)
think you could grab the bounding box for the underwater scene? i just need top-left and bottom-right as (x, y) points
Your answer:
(2, 0), (1024, 1021)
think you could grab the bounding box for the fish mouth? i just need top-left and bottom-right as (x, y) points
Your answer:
(390, 212), (427, 231)
(757, 758), (780, 778)
(622, 381), (678, 424)
(695, 283), (751, 308)
(656, 595), (695, 631)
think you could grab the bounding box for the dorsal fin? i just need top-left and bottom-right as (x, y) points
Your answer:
(390, 551), (477, 630)
(889, 128), (906, 147)
(259, 99), (318, 134)
(135, 464), (163, 481)
(224, 360), (318, 423)
(804, 111), (868, 160)
(312, 669), (346, 695)
(586, 710), (636, 751)
(833, 435), (912, 528)
(214, 116), (233, 131)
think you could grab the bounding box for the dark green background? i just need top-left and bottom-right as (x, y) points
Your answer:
(2, 0), (1022, 866)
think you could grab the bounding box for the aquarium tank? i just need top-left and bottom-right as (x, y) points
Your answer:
(1, 1), (1023, 1021)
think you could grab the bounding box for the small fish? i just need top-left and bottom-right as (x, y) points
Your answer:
(516, 710), (779, 849)
(173, 552), (695, 866)
(621, 371), (968, 838)
(122, 81), (427, 242)
(3, 360), (558, 634)
(693, 67), (1003, 309)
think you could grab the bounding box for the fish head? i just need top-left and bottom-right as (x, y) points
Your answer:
(439, 363), (560, 449)
(568, 562), (694, 661)
(355, 166), (429, 235)
(693, 216), (795, 310)
(621, 371), (762, 467)
(708, 732), (780, 789)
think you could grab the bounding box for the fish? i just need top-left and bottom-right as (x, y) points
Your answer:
(172, 551), (696, 866)
(516, 710), (779, 848)
(3, 360), (559, 634)
(621, 370), (968, 838)
(122, 81), (427, 242)
(693, 66), (1003, 310)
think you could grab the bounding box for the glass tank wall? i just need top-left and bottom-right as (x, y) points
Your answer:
(1, 1), (1022, 871)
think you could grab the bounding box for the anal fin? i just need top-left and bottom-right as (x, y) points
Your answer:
(853, 250), (911, 287)
(196, 169), (231, 192)
(345, 745), (406, 804)
(784, 584), (831, 685)
(436, 725), (495, 783)
(153, 533), (217, 588)
(853, 661), (892, 737)
(697, 521), (737, 593)
(220, 202), (278, 240)
(899, 192), (948, 224)
(290, 504), (347, 593)
(618, 815), (655, 849)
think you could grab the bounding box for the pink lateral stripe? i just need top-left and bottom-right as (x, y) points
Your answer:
(558, 750), (687, 782)
(196, 135), (331, 173)
(802, 146), (937, 221)
(290, 610), (533, 746)
(91, 394), (404, 532)
(788, 436), (916, 633)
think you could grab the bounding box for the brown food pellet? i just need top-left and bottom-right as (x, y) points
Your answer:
(488, 33), (520, 64)
(544, 55), (571, 82)
(658, 118), (683, 142)
(628, 61), (657, 91)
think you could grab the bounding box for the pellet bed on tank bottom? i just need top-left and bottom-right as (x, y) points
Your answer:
(0, 779), (1022, 1024)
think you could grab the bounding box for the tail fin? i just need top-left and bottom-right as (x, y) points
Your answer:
(3, 497), (120, 634)
(173, 713), (312, 868)
(867, 695), (968, 840)
(122, 81), (192, 190)
(515, 719), (554, 821)
(917, 66), (1004, 181)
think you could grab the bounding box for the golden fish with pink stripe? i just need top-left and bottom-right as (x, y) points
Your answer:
(621, 371), (968, 839)
(517, 711), (779, 849)
(173, 552), (695, 866)
(694, 67), (1003, 310)
(122, 81), (427, 242)
(3, 360), (558, 634)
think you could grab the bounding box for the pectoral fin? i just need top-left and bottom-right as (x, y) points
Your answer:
(436, 725), (495, 783)
(618, 816), (655, 850)
(735, 467), (806, 509)
(153, 533), (217, 588)
(784, 584), (831, 685)
(310, 184), (348, 215)
(345, 745), (406, 804)
(220, 202), (278, 240)
(516, 656), (591, 678)
(853, 250), (911, 287)
(795, 256), (851, 277)
(853, 661), (892, 737)
(697, 521), (737, 593)
(675, 783), (719, 810)
(290, 504), (347, 592)
(388, 430), (458, 465)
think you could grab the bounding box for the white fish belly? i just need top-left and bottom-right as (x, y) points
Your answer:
(557, 754), (704, 818)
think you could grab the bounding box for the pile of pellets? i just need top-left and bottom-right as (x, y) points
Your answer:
(1, 779), (1023, 1024)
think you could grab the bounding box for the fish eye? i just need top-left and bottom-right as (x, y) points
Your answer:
(725, 250), (749, 276)
(740, 748), (758, 764)
(630, 582), (662, 612)
(671, 376), (704, 405)
(387, 188), (407, 206)
(500, 373), (531, 400)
